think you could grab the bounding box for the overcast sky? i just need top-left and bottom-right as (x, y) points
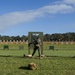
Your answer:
(0, 0), (75, 36)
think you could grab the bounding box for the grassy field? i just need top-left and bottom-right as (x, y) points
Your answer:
(0, 44), (75, 75)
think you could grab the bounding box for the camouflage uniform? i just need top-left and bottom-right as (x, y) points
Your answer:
(28, 38), (41, 58)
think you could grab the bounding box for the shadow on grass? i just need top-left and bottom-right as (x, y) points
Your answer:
(0, 55), (41, 59)
(19, 66), (30, 70)
(0, 55), (23, 58)
(0, 55), (75, 59)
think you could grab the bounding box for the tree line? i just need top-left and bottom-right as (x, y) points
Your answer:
(0, 32), (75, 42)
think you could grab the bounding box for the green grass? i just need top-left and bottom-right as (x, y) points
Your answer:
(0, 53), (75, 75)
(0, 44), (75, 75)
(0, 49), (75, 57)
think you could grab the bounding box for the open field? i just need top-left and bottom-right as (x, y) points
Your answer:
(0, 43), (75, 75)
